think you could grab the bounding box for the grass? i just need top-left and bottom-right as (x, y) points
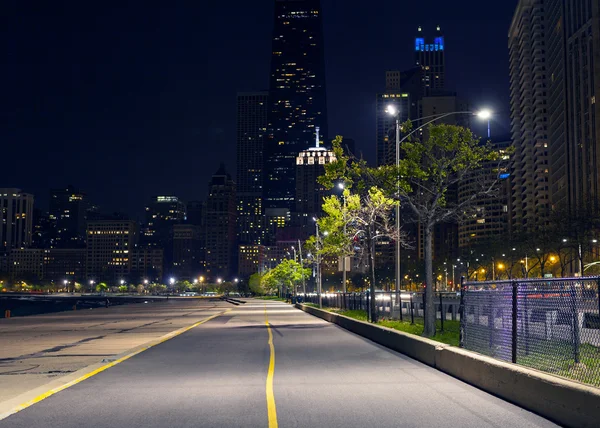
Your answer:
(327, 308), (460, 346)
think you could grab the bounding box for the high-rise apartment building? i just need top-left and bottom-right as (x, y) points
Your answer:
(458, 140), (512, 248)
(415, 26), (446, 96)
(43, 249), (87, 282)
(205, 165), (236, 278)
(264, 0), (328, 210)
(49, 186), (87, 248)
(0, 189), (34, 253)
(86, 220), (137, 282)
(8, 249), (44, 280)
(509, 0), (551, 231)
(237, 92), (268, 246)
(130, 247), (163, 283)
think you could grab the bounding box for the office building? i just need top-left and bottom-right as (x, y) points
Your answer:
(509, 0), (551, 231)
(143, 196), (186, 246)
(0, 189), (34, 253)
(8, 249), (44, 281)
(86, 220), (137, 282)
(237, 91), (268, 246)
(172, 224), (205, 279)
(415, 26), (446, 96)
(130, 247), (163, 283)
(49, 186), (87, 248)
(205, 164), (236, 278)
(43, 249), (86, 282)
(264, 0), (328, 210)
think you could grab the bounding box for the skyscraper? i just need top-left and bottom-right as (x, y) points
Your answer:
(415, 26), (446, 96)
(49, 185), (87, 248)
(509, 0), (551, 231)
(237, 91), (268, 246)
(0, 189), (34, 253)
(264, 0), (328, 210)
(205, 164), (237, 278)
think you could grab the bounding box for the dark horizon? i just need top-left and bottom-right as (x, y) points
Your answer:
(1, 0), (517, 219)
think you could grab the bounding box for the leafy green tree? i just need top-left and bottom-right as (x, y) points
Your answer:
(96, 282), (109, 293)
(249, 273), (265, 295)
(267, 259), (311, 297)
(175, 280), (191, 293)
(118, 285), (128, 294)
(136, 284), (145, 294)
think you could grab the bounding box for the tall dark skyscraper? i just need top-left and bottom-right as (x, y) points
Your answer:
(237, 92), (268, 246)
(49, 185), (88, 248)
(415, 26), (446, 96)
(264, 0), (328, 210)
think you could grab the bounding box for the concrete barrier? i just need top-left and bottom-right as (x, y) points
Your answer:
(296, 304), (600, 428)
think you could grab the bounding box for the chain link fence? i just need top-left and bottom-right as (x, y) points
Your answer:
(461, 277), (600, 387)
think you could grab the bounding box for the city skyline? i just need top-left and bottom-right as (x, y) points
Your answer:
(2, 0), (516, 218)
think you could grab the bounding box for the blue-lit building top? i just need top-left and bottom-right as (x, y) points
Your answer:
(415, 26), (445, 96)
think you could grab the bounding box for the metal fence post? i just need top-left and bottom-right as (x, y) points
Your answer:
(410, 294), (414, 325)
(459, 277), (465, 348)
(512, 280), (518, 364)
(570, 282), (580, 364)
(440, 292), (444, 332)
(399, 292), (403, 322)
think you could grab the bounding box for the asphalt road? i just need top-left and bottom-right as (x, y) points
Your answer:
(0, 300), (558, 427)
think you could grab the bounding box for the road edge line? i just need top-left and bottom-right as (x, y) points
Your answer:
(0, 310), (228, 422)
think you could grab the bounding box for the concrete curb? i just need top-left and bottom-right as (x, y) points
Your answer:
(296, 304), (600, 428)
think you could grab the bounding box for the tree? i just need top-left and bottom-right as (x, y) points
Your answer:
(175, 280), (191, 293)
(396, 124), (504, 335)
(118, 285), (128, 294)
(96, 282), (109, 293)
(249, 273), (266, 295)
(317, 187), (404, 321)
(136, 284), (145, 294)
(267, 260), (311, 297)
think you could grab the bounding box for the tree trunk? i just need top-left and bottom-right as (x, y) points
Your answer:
(367, 225), (377, 323)
(424, 224), (436, 336)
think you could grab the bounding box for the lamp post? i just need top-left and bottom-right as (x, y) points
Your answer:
(337, 182), (347, 293)
(89, 280), (95, 293)
(385, 106), (492, 309)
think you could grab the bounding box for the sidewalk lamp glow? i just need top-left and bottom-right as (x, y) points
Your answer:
(217, 278), (222, 284)
(199, 276), (204, 283)
(120, 279), (125, 285)
(385, 104), (397, 116)
(169, 278), (175, 285)
(144, 279), (149, 285)
(193, 279), (198, 284)
(234, 278), (239, 283)
(337, 182), (344, 190)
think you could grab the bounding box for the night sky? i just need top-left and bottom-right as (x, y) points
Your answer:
(2, 0), (517, 220)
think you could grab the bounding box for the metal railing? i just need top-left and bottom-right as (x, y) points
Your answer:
(460, 277), (600, 387)
(299, 291), (461, 330)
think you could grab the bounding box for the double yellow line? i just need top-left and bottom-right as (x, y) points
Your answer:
(264, 305), (278, 428)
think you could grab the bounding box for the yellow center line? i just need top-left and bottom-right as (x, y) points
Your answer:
(265, 305), (278, 428)
(0, 309), (229, 422)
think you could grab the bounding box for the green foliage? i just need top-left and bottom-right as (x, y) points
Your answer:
(264, 259), (311, 294)
(118, 285), (128, 294)
(249, 273), (267, 295)
(95, 282), (109, 292)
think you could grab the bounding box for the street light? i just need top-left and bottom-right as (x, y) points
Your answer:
(313, 217), (323, 308)
(337, 182), (348, 293)
(63, 279), (68, 292)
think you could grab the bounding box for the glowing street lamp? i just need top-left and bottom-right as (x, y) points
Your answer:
(217, 278), (222, 284)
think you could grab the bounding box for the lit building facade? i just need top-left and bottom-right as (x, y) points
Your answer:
(8, 249), (44, 280)
(237, 92), (268, 246)
(509, 0), (551, 231)
(43, 249), (86, 282)
(143, 196), (186, 246)
(264, 0), (328, 210)
(86, 220), (137, 282)
(0, 189), (34, 253)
